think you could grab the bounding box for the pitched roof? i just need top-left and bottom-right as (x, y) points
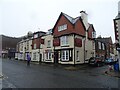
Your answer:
(62, 12), (80, 24)
(87, 24), (95, 32)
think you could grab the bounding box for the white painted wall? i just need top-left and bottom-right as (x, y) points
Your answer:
(31, 49), (40, 61)
(41, 34), (54, 63)
(85, 39), (95, 61)
(80, 12), (90, 30)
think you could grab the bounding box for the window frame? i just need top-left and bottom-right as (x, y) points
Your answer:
(47, 40), (51, 48)
(34, 43), (36, 49)
(46, 51), (52, 60)
(58, 24), (67, 31)
(61, 50), (69, 61)
(60, 36), (69, 46)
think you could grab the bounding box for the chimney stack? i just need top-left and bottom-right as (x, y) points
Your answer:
(118, 1), (120, 14)
(80, 11), (89, 30)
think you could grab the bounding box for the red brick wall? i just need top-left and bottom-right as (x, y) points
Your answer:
(32, 38), (40, 49)
(53, 15), (74, 37)
(74, 20), (85, 36)
(53, 15), (86, 37)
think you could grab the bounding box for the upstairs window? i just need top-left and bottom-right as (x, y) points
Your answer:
(92, 32), (96, 38)
(60, 36), (68, 46)
(98, 42), (101, 50)
(102, 43), (105, 50)
(26, 41), (29, 50)
(58, 24), (67, 31)
(47, 40), (51, 48)
(34, 34), (38, 38)
(34, 44), (36, 49)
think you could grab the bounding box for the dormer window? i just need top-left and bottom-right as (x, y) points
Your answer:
(58, 24), (67, 31)
(34, 34), (38, 38)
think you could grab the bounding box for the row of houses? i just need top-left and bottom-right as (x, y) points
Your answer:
(15, 11), (118, 65)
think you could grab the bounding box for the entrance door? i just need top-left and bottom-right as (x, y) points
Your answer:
(39, 54), (42, 62)
(54, 51), (58, 64)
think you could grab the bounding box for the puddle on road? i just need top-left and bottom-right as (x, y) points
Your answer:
(0, 75), (3, 79)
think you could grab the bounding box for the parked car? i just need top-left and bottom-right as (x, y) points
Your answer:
(89, 57), (104, 66)
(104, 58), (116, 65)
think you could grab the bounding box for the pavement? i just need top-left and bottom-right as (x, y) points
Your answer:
(104, 70), (120, 78)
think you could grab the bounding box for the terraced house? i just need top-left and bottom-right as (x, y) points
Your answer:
(40, 29), (54, 63)
(15, 32), (33, 60)
(16, 11), (96, 65)
(31, 31), (46, 62)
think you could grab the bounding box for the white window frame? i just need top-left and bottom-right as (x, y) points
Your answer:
(47, 40), (51, 48)
(76, 51), (79, 61)
(60, 36), (69, 46)
(26, 41), (29, 50)
(46, 51), (52, 60)
(40, 44), (42, 49)
(102, 43), (105, 50)
(33, 52), (36, 60)
(58, 24), (67, 31)
(34, 43), (36, 49)
(61, 50), (69, 61)
(98, 42), (101, 49)
(92, 32), (96, 38)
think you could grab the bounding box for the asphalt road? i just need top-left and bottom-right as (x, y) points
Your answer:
(1, 58), (119, 88)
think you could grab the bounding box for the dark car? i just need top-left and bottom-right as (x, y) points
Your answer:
(89, 57), (104, 66)
(104, 58), (116, 65)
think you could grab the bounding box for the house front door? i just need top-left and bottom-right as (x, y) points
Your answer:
(54, 51), (59, 64)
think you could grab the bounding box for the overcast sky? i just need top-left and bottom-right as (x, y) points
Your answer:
(0, 0), (119, 42)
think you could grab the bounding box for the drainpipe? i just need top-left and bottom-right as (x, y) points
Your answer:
(84, 38), (86, 63)
(39, 37), (41, 64)
(74, 34), (75, 67)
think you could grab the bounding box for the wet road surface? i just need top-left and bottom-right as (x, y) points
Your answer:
(1, 58), (119, 88)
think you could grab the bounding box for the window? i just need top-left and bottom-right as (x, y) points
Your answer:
(34, 44), (36, 49)
(20, 43), (23, 51)
(33, 52), (36, 60)
(46, 50), (52, 60)
(26, 41), (29, 50)
(76, 51), (79, 61)
(98, 42), (101, 49)
(47, 40), (51, 48)
(61, 50), (69, 61)
(34, 34), (38, 38)
(40, 44), (42, 49)
(58, 24), (67, 31)
(102, 43), (105, 50)
(60, 36), (68, 46)
(92, 32), (96, 38)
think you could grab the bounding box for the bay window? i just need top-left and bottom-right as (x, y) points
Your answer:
(61, 50), (69, 61)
